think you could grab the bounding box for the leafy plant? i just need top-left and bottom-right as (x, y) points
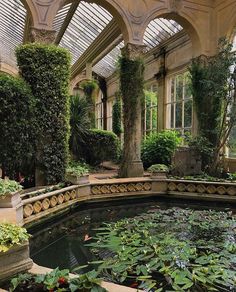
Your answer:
(70, 270), (107, 292)
(189, 38), (236, 175)
(9, 268), (107, 292)
(0, 73), (36, 179)
(0, 223), (29, 252)
(147, 164), (169, 172)
(16, 44), (71, 185)
(69, 94), (92, 158)
(80, 80), (99, 128)
(141, 130), (182, 169)
(0, 178), (22, 196)
(86, 208), (236, 291)
(66, 161), (89, 177)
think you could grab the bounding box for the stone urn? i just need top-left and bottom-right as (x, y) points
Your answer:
(65, 173), (89, 185)
(148, 164), (169, 179)
(0, 241), (33, 282)
(0, 191), (21, 208)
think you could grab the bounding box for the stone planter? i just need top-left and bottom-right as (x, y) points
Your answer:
(0, 242), (33, 282)
(151, 171), (167, 179)
(66, 173), (89, 185)
(0, 191), (21, 208)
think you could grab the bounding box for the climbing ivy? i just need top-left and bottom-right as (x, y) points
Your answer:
(119, 55), (145, 177)
(189, 38), (236, 174)
(16, 44), (71, 184)
(112, 92), (122, 137)
(80, 79), (98, 128)
(0, 74), (36, 179)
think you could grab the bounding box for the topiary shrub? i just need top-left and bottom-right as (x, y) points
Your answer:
(16, 44), (71, 185)
(80, 129), (120, 166)
(0, 74), (36, 179)
(141, 130), (182, 169)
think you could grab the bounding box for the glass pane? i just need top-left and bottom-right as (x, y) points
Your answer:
(176, 75), (183, 101)
(171, 78), (175, 102)
(146, 105), (151, 130)
(228, 126), (236, 157)
(152, 106), (158, 129)
(184, 100), (192, 128)
(175, 102), (182, 128)
(171, 104), (175, 128)
(184, 74), (191, 100)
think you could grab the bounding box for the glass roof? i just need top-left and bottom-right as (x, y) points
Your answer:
(144, 18), (183, 49)
(0, 0), (26, 67)
(93, 41), (124, 78)
(0, 0), (184, 79)
(58, 1), (113, 64)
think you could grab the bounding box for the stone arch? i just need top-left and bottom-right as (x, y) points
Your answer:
(49, 0), (131, 43)
(20, 0), (35, 24)
(141, 10), (203, 57)
(70, 73), (88, 94)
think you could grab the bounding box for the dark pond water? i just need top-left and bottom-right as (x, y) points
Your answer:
(29, 197), (236, 272)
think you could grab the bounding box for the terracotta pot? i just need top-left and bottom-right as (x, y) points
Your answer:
(66, 173), (89, 185)
(0, 242), (33, 282)
(0, 191), (21, 208)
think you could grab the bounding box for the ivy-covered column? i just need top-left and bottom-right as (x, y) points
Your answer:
(119, 43), (146, 177)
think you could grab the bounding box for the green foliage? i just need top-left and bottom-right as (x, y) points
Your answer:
(0, 223), (29, 252)
(69, 94), (92, 157)
(112, 93), (122, 137)
(0, 74), (36, 179)
(80, 80), (98, 100)
(87, 208), (236, 291)
(189, 38), (236, 174)
(78, 129), (120, 166)
(70, 270), (107, 292)
(66, 161), (89, 177)
(141, 130), (182, 168)
(16, 44), (71, 185)
(80, 80), (98, 128)
(0, 179), (22, 196)
(147, 164), (169, 172)
(10, 268), (107, 292)
(187, 135), (214, 170)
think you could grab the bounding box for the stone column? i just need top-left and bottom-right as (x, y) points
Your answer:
(119, 43), (146, 178)
(30, 27), (57, 44)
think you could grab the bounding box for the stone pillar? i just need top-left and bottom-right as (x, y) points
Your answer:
(30, 27), (57, 44)
(86, 62), (93, 80)
(119, 43), (146, 178)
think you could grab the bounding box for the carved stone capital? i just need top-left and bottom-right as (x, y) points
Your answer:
(121, 43), (147, 60)
(30, 27), (56, 44)
(169, 0), (183, 13)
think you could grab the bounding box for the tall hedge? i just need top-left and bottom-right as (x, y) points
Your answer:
(112, 94), (122, 137)
(79, 129), (120, 165)
(16, 44), (71, 184)
(0, 74), (36, 179)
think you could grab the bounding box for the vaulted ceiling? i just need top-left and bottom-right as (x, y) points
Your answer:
(0, 0), (183, 79)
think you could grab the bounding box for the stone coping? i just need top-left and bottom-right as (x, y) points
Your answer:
(167, 178), (236, 186)
(30, 263), (139, 292)
(22, 185), (80, 205)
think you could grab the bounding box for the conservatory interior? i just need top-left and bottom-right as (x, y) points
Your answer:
(0, 0), (236, 291)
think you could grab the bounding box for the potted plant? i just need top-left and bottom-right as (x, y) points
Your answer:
(148, 164), (169, 179)
(0, 223), (33, 282)
(0, 179), (22, 208)
(66, 162), (89, 185)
